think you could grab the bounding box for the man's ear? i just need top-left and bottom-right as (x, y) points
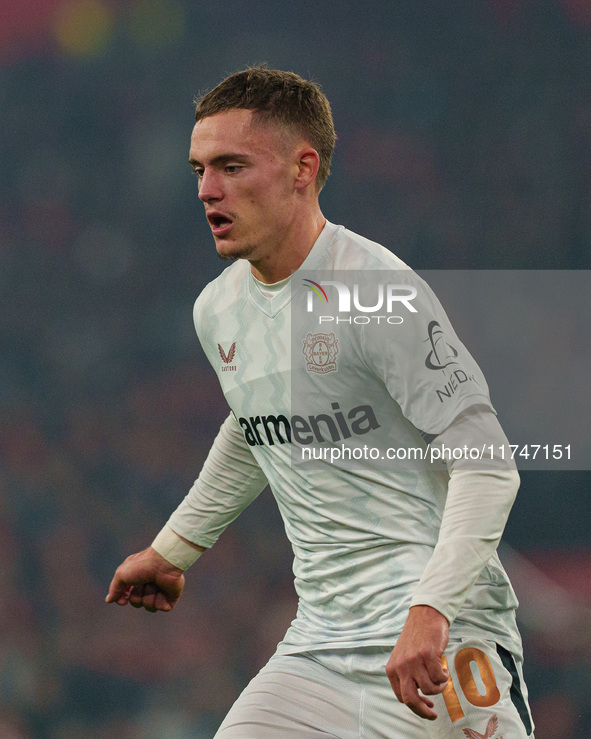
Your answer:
(294, 147), (320, 191)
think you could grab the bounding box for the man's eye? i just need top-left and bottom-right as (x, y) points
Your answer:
(225, 165), (241, 174)
(192, 169), (204, 178)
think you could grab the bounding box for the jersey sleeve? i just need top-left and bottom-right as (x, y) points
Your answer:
(409, 406), (520, 624)
(359, 271), (494, 436)
(167, 413), (268, 549)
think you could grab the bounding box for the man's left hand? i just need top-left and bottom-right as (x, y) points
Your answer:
(386, 605), (450, 721)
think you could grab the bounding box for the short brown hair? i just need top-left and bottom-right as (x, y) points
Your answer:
(194, 66), (336, 190)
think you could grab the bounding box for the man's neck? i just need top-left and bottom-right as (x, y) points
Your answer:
(249, 209), (326, 284)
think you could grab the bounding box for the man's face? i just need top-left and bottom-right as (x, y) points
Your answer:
(189, 108), (299, 263)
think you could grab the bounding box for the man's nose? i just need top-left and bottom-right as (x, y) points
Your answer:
(198, 169), (223, 202)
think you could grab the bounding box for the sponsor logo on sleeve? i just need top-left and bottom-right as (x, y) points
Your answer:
(424, 321), (481, 402)
(425, 320), (459, 370)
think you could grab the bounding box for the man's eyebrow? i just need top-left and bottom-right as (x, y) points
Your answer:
(188, 153), (250, 168)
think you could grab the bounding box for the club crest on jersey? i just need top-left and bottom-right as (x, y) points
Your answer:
(303, 332), (338, 374)
(218, 342), (237, 372)
(463, 715), (503, 739)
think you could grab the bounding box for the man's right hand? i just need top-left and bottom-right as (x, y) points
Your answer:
(106, 547), (185, 613)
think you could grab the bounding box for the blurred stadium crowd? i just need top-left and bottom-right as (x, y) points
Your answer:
(1, 0), (591, 736)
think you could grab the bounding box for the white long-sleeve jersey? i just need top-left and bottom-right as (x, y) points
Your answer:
(166, 221), (523, 656)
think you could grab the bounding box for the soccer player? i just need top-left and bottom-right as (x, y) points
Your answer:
(106, 67), (535, 738)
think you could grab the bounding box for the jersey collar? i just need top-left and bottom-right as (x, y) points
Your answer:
(246, 220), (341, 317)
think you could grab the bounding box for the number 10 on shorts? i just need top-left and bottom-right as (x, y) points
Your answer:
(441, 648), (500, 722)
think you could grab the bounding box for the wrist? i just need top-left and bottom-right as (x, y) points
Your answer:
(408, 604), (450, 627)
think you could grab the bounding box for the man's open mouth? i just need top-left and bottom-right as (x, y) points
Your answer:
(207, 212), (234, 236)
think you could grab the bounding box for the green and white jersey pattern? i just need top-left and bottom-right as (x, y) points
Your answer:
(170, 221), (522, 656)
